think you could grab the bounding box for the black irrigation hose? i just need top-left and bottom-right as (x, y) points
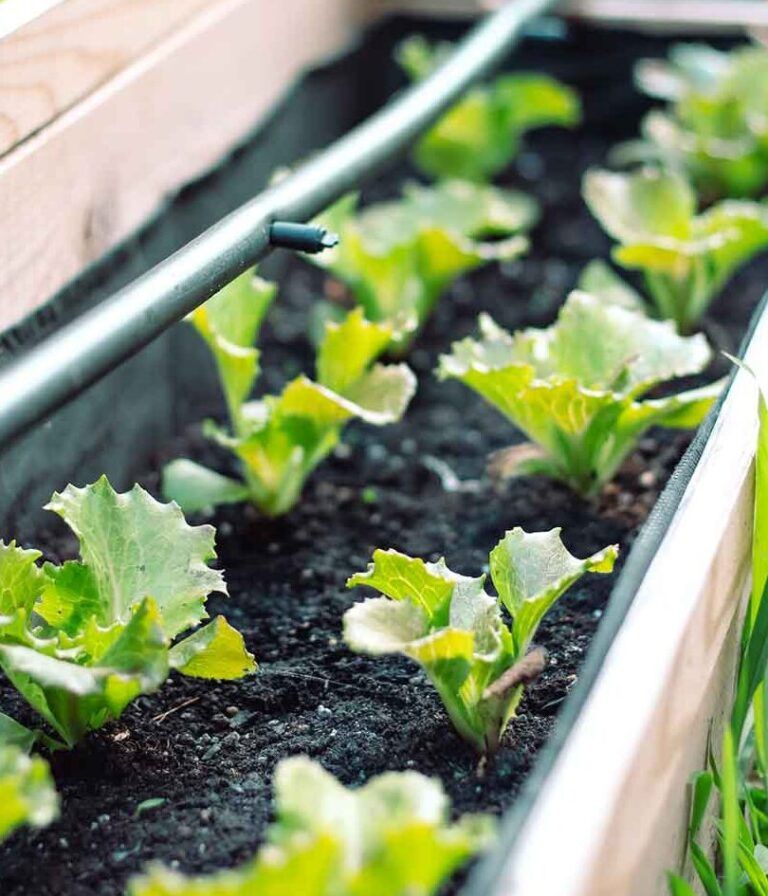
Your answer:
(0, 0), (555, 451)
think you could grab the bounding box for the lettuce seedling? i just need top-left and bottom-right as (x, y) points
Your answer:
(438, 291), (720, 497)
(397, 35), (581, 182)
(0, 744), (58, 842)
(584, 167), (768, 332)
(129, 755), (493, 895)
(312, 180), (534, 352)
(186, 269), (277, 430)
(345, 529), (616, 754)
(628, 43), (768, 200)
(164, 294), (416, 516)
(0, 477), (255, 748)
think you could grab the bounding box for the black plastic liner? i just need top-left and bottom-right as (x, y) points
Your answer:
(0, 14), (752, 895)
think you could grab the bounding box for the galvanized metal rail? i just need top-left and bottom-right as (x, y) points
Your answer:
(0, 0), (554, 450)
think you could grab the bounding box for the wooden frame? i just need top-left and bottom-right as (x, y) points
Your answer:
(0, 0), (217, 156)
(494, 310), (768, 895)
(0, 0), (363, 330)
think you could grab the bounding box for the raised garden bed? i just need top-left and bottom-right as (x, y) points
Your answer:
(0, 11), (766, 896)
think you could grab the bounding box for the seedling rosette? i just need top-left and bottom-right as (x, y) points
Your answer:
(0, 477), (255, 748)
(163, 271), (416, 516)
(438, 291), (721, 497)
(344, 528), (617, 754)
(311, 180), (535, 352)
(129, 756), (493, 895)
(397, 35), (581, 183)
(625, 43), (768, 200)
(584, 167), (768, 332)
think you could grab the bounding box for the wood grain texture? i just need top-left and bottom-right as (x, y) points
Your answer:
(496, 308), (768, 895)
(0, 0), (218, 156)
(0, 0), (358, 330)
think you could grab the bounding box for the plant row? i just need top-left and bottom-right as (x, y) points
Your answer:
(2, 36), (768, 896)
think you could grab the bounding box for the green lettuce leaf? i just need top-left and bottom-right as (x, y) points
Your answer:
(0, 598), (168, 746)
(170, 617), (257, 680)
(188, 271), (275, 426)
(129, 837), (339, 896)
(164, 308), (416, 517)
(489, 528), (616, 653)
(45, 476), (226, 638)
(0, 713), (39, 752)
(0, 542), (45, 616)
(0, 745), (58, 842)
(312, 181), (533, 352)
(396, 35), (580, 182)
(129, 756), (493, 896)
(345, 530), (615, 753)
(584, 167), (768, 331)
(158, 461), (249, 517)
(577, 259), (646, 312)
(628, 44), (768, 200)
(438, 290), (719, 495)
(0, 479), (255, 747)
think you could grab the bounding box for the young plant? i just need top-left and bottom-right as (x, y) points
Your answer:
(438, 290), (721, 497)
(0, 744), (58, 843)
(311, 179), (535, 352)
(396, 35), (581, 182)
(0, 477), (255, 748)
(129, 755), (494, 896)
(163, 289), (416, 516)
(583, 166), (768, 332)
(344, 529), (617, 754)
(628, 43), (768, 200)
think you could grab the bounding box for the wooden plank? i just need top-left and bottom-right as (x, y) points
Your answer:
(0, 0), (219, 157)
(497, 308), (768, 895)
(560, 0), (768, 32)
(0, 1), (64, 40)
(0, 0), (359, 331)
(377, 0), (767, 31)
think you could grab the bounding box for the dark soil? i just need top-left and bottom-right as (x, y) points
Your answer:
(1, 23), (765, 896)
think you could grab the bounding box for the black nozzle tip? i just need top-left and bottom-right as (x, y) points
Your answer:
(269, 221), (339, 254)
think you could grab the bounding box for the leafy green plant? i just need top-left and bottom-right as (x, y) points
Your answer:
(438, 290), (721, 497)
(344, 528), (617, 754)
(0, 744), (58, 843)
(667, 372), (768, 895)
(184, 268), (277, 430)
(626, 43), (768, 200)
(396, 35), (581, 182)
(311, 179), (535, 352)
(0, 477), (255, 748)
(128, 755), (493, 895)
(583, 166), (768, 332)
(163, 280), (416, 516)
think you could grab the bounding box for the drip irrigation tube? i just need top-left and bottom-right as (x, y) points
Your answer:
(0, 0), (555, 451)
